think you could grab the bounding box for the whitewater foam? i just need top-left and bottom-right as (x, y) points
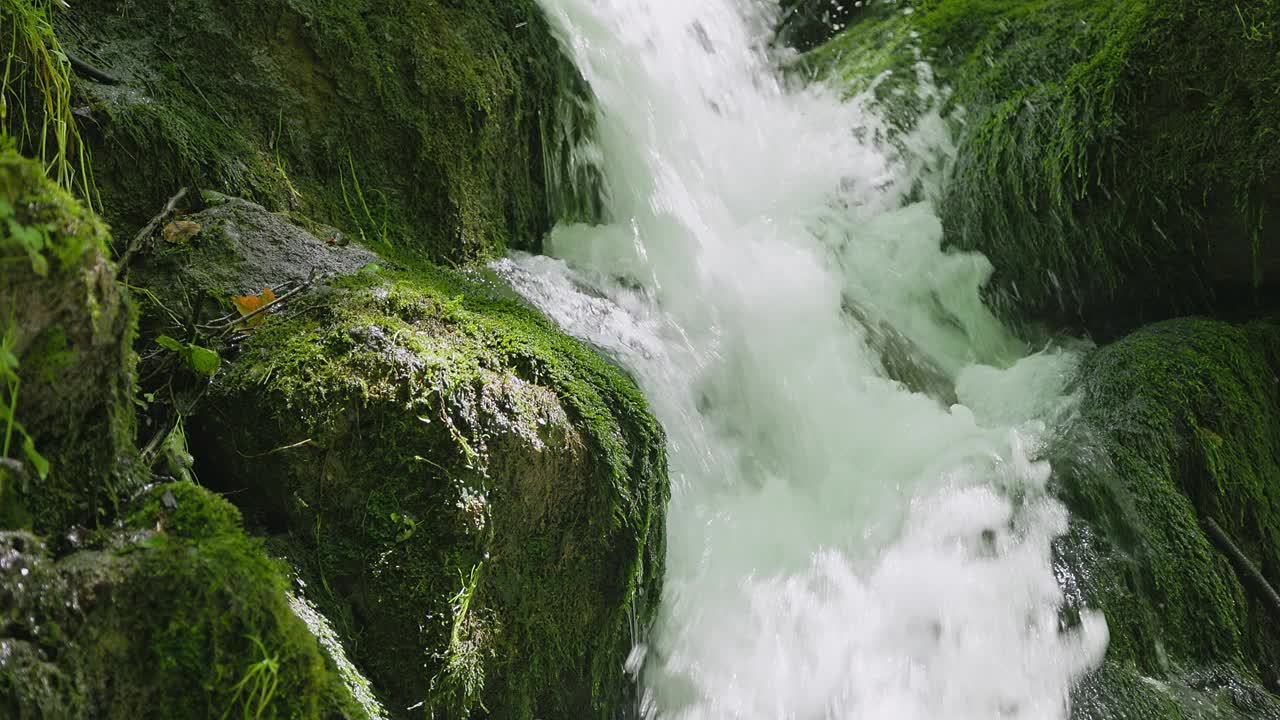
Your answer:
(497, 0), (1108, 716)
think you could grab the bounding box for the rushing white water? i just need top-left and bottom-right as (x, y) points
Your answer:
(497, 0), (1109, 717)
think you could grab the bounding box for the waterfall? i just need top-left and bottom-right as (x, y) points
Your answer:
(495, 0), (1109, 716)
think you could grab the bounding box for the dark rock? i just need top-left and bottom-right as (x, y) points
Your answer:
(126, 196), (669, 717)
(129, 194), (377, 323)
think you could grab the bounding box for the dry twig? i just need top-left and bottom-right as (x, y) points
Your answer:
(120, 187), (188, 267)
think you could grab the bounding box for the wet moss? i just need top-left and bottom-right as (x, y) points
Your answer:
(1070, 661), (1280, 720)
(58, 0), (598, 263)
(0, 148), (142, 533)
(807, 0), (1280, 338)
(1050, 318), (1280, 701)
(190, 261), (667, 718)
(0, 482), (370, 719)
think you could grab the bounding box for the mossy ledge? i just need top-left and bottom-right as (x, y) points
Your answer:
(804, 0), (1280, 339)
(56, 0), (600, 263)
(1050, 317), (1280, 716)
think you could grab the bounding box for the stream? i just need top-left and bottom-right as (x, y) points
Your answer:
(495, 0), (1110, 717)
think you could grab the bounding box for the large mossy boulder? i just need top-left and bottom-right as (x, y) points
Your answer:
(1050, 317), (1280, 716)
(136, 199), (669, 717)
(194, 269), (668, 718)
(807, 0), (1280, 339)
(58, 0), (598, 262)
(0, 149), (141, 533)
(0, 482), (373, 718)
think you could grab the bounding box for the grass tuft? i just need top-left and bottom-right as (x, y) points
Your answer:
(0, 0), (95, 206)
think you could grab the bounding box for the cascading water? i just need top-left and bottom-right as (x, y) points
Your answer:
(496, 0), (1110, 717)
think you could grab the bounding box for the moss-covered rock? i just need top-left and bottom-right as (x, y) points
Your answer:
(0, 481), (374, 719)
(190, 265), (668, 717)
(1049, 317), (1280, 714)
(0, 149), (141, 533)
(56, 0), (599, 263)
(806, 0), (1280, 339)
(125, 197), (669, 717)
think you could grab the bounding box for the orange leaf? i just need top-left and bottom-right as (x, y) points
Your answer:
(232, 288), (277, 328)
(233, 294), (261, 315)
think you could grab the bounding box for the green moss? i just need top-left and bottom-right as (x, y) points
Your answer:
(114, 483), (360, 718)
(807, 0), (1280, 338)
(0, 482), (370, 718)
(0, 149), (142, 533)
(0, 146), (108, 268)
(60, 0), (598, 263)
(191, 260), (667, 718)
(1070, 661), (1280, 720)
(1051, 318), (1280, 688)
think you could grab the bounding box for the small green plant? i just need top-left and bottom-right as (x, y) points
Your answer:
(1235, 4), (1271, 42)
(339, 150), (389, 245)
(429, 562), (487, 717)
(447, 564), (482, 651)
(156, 334), (222, 377)
(0, 312), (49, 480)
(222, 635), (281, 720)
(389, 511), (418, 543)
(271, 109), (301, 208)
(161, 414), (197, 483)
(0, 196), (51, 276)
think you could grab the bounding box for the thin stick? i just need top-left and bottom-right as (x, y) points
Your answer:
(66, 51), (121, 85)
(1204, 516), (1280, 619)
(120, 187), (188, 267)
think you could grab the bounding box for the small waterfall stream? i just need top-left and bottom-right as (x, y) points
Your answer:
(497, 0), (1109, 716)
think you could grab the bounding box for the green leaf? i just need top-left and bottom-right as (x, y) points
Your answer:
(27, 250), (48, 278)
(187, 345), (221, 376)
(157, 336), (220, 376)
(22, 436), (49, 480)
(155, 335), (185, 352)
